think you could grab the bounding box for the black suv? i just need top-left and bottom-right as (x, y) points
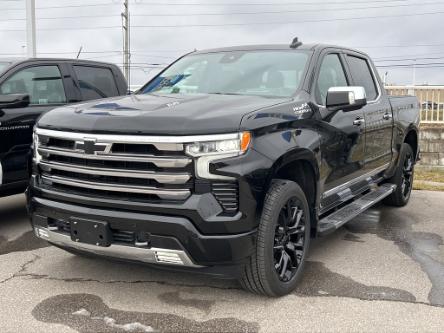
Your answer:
(0, 58), (127, 197)
(28, 41), (419, 296)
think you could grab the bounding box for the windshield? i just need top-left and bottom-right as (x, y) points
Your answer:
(141, 50), (310, 98)
(0, 62), (11, 73)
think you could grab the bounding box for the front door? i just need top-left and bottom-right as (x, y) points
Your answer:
(0, 64), (68, 185)
(314, 52), (367, 197)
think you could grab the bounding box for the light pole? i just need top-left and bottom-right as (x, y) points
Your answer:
(26, 0), (36, 57)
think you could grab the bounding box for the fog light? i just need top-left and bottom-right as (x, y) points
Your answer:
(154, 251), (184, 265)
(35, 227), (50, 240)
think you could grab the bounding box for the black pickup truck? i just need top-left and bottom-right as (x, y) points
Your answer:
(28, 40), (420, 296)
(0, 58), (127, 197)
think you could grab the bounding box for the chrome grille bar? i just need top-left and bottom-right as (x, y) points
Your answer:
(35, 128), (195, 201)
(39, 161), (191, 184)
(38, 147), (191, 168)
(42, 175), (191, 200)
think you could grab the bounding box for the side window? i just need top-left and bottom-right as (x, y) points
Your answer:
(73, 66), (119, 101)
(346, 55), (378, 101)
(316, 54), (348, 105)
(0, 65), (66, 105)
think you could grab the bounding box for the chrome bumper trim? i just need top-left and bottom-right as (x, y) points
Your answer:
(35, 227), (202, 268)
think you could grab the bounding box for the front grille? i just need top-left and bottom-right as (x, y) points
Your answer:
(35, 129), (194, 203)
(212, 182), (239, 215)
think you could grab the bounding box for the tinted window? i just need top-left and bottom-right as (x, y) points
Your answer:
(142, 50), (310, 98)
(347, 55), (378, 101)
(316, 54), (348, 105)
(0, 65), (66, 105)
(73, 66), (119, 101)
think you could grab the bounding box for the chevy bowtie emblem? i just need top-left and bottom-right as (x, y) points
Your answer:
(75, 139), (110, 155)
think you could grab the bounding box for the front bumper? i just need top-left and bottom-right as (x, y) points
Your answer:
(29, 194), (257, 271)
(34, 225), (201, 267)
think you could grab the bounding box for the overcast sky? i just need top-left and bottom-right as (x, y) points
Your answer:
(1, 0), (444, 86)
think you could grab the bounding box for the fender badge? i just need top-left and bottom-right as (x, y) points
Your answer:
(293, 103), (311, 115)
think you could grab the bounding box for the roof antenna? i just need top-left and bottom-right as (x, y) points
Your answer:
(290, 37), (302, 49)
(76, 46), (83, 59)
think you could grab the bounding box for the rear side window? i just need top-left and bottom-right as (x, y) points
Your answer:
(0, 65), (66, 105)
(73, 66), (119, 101)
(316, 54), (348, 105)
(346, 56), (379, 101)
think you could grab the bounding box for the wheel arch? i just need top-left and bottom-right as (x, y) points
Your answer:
(403, 127), (419, 161)
(265, 149), (321, 235)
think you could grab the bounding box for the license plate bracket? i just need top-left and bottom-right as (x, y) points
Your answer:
(70, 218), (112, 247)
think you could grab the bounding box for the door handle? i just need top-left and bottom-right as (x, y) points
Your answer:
(353, 117), (365, 126)
(383, 113), (393, 120)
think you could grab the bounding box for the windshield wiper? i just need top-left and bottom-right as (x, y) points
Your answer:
(208, 92), (243, 96)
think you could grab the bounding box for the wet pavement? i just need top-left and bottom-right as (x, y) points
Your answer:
(0, 191), (443, 332)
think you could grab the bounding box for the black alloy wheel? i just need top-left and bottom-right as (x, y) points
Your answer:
(401, 150), (414, 200)
(273, 197), (306, 282)
(384, 143), (415, 207)
(241, 179), (311, 296)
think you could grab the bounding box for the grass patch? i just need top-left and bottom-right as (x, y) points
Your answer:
(413, 180), (444, 191)
(413, 168), (444, 191)
(414, 169), (444, 183)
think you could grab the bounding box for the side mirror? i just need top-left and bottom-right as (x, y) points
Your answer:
(0, 94), (30, 109)
(326, 86), (367, 112)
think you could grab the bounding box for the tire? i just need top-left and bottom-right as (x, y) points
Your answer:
(240, 179), (311, 296)
(383, 143), (415, 207)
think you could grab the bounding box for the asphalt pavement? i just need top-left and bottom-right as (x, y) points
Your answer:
(0, 191), (443, 332)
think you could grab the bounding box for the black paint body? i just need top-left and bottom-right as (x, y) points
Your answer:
(0, 58), (127, 197)
(27, 44), (420, 274)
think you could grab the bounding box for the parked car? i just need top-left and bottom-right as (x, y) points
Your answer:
(0, 58), (127, 197)
(28, 40), (420, 296)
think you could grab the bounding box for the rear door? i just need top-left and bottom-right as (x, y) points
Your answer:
(0, 62), (71, 184)
(314, 51), (367, 197)
(344, 54), (393, 171)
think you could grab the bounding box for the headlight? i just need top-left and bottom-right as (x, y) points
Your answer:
(185, 132), (251, 180)
(185, 132), (251, 157)
(33, 130), (42, 164)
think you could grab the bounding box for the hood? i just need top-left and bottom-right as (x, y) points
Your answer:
(38, 93), (290, 135)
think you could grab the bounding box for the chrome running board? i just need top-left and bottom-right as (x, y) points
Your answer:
(318, 183), (396, 236)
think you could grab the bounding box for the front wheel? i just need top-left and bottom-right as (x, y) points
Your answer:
(240, 179), (311, 296)
(384, 143), (415, 207)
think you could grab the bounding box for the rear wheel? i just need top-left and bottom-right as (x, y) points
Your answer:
(384, 143), (415, 207)
(240, 179), (311, 296)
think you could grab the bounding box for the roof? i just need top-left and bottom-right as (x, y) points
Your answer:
(0, 57), (116, 67)
(192, 43), (367, 56)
